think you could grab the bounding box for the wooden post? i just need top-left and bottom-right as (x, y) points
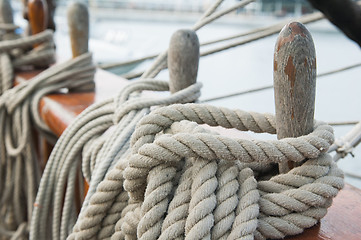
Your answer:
(45, 0), (56, 31)
(168, 29), (200, 94)
(67, 1), (94, 92)
(274, 22), (316, 173)
(28, 0), (47, 35)
(67, 1), (92, 202)
(68, 1), (89, 59)
(0, 0), (13, 24)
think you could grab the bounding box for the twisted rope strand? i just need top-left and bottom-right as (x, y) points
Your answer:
(0, 27), (69, 239)
(65, 83), (201, 240)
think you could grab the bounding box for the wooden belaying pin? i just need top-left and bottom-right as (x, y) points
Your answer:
(67, 1), (89, 58)
(274, 22), (317, 173)
(168, 29), (200, 94)
(28, 0), (48, 36)
(67, 1), (94, 92)
(0, 0), (14, 25)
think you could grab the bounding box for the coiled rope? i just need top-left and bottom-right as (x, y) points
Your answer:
(63, 103), (343, 240)
(29, 0), (345, 239)
(30, 80), (202, 240)
(0, 26), (95, 238)
(0, 30), (55, 94)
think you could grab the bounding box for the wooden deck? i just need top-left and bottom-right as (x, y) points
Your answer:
(16, 68), (361, 240)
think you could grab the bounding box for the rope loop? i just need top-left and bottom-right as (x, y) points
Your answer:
(124, 104), (335, 202)
(112, 81), (202, 124)
(107, 103), (343, 239)
(0, 40), (94, 238)
(65, 103), (343, 240)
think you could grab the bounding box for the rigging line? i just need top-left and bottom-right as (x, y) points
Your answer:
(97, 54), (158, 70)
(329, 121), (361, 161)
(200, 12), (323, 57)
(99, 27), (267, 70)
(344, 170), (361, 180)
(200, 61), (361, 103)
(122, 70), (144, 80)
(120, 12), (324, 79)
(199, 85), (273, 103)
(328, 121), (359, 126)
(140, 0), (252, 78)
(317, 62), (361, 78)
(99, 11), (323, 71)
(191, 0), (255, 31)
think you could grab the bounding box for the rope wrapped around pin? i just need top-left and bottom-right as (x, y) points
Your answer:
(71, 103), (342, 240)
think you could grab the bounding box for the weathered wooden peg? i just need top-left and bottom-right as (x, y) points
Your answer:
(274, 22), (316, 173)
(0, 0), (13, 24)
(68, 1), (89, 58)
(22, 0), (55, 31)
(168, 29), (200, 94)
(28, 0), (48, 35)
(45, 0), (56, 31)
(67, 1), (94, 92)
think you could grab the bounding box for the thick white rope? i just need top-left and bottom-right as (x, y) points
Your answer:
(29, 80), (202, 240)
(329, 121), (361, 161)
(65, 103), (342, 240)
(0, 28), (58, 240)
(27, 1), (348, 239)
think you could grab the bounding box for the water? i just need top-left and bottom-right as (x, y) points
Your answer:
(44, 9), (361, 189)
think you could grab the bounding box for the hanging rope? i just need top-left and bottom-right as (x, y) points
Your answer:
(0, 26), (95, 238)
(64, 103), (343, 240)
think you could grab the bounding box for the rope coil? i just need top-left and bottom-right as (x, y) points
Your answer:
(66, 103), (343, 240)
(0, 29), (95, 238)
(30, 80), (202, 240)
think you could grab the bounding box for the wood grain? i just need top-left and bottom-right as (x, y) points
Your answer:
(67, 2), (89, 58)
(168, 29), (200, 93)
(67, 2), (94, 92)
(274, 22), (316, 173)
